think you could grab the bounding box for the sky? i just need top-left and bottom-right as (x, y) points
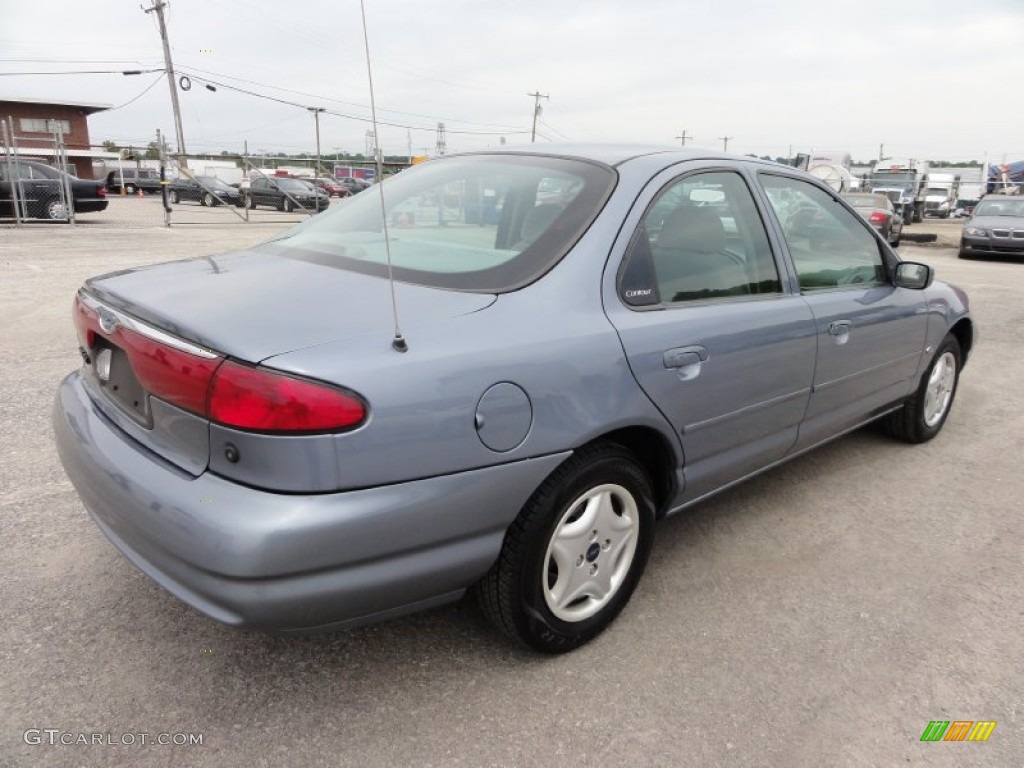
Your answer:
(1, 0), (1022, 162)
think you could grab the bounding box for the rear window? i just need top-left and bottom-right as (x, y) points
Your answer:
(262, 154), (616, 292)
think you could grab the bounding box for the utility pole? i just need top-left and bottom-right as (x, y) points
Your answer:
(435, 122), (447, 156)
(308, 107), (324, 176)
(528, 91), (549, 143)
(675, 129), (691, 147)
(144, 0), (187, 168)
(719, 136), (733, 152)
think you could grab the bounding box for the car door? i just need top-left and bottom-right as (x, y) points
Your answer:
(756, 172), (928, 449)
(606, 167), (817, 504)
(246, 177), (261, 205)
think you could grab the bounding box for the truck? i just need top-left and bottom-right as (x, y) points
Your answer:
(987, 161), (1024, 194)
(952, 183), (983, 218)
(923, 172), (960, 218)
(869, 158), (929, 224)
(799, 150), (858, 193)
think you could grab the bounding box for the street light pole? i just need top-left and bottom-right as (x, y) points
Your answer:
(308, 107), (324, 177)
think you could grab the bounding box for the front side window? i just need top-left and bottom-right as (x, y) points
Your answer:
(619, 170), (781, 306)
(267, 154), (615, 292)
(760, 174), (886, 291)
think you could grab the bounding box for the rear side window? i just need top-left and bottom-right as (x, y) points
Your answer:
(620, 170), (782, 306)
(760, 174), (886, 291)
(267, 154), (615, 292)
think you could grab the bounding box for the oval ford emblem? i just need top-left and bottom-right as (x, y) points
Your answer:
(98, 308), (119, 335)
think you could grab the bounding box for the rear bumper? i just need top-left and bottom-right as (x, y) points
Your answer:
(75, 199), (109, 213)
(54, 371), (569, 631)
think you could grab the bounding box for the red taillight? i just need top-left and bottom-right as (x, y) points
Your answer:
(119, 329), (221, 415)
(73, 295), (95, 349)
(73, 294), (366, 433)
(869, 211), (888, 224)
(74, 294), (220, 414)
(97, 186), (107, 198)
(208, 360), (366, 433)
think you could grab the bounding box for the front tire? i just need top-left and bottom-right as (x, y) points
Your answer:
(43, 197), (69, 220)
(168, 190), (180, 204)
(202, 192), (215, 207)
(884, 335), (961, 443)
(477, 442), (656, 653)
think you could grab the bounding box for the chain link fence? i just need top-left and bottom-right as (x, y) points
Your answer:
(3, 129), (385, 229)
(1, 117), (76, 225)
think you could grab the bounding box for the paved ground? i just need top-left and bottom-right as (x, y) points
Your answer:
(0, 218), (1021, 767)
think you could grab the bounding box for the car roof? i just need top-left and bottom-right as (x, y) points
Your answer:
(452, 142), (746, 169)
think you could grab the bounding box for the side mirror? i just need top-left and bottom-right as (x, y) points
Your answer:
(895, 261), (933, 290)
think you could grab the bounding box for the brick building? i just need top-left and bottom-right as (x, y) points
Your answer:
(0, 97), (117, 179)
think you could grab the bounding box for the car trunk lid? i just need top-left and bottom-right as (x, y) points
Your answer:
(76, 248), (495, 475)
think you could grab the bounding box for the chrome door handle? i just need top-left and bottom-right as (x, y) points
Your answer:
(828, 320), (852, 336)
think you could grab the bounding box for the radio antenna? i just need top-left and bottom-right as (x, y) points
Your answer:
(359, 0), (407, 353)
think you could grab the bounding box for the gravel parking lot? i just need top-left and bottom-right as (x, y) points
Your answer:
(1, 217), (1020, 767)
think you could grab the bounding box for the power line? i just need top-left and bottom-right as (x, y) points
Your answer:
(180, 71), (529, 136)
(0, 68), (163, 76)
(107, 74), (165, 111)
(173, 63), (526, 131)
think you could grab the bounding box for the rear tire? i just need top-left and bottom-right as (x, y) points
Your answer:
(884, 335), (961, 443)
(124, 184), (136, 195)
(168, 190), (180, 204)
(282, 198), (294, 213)
(246, 195), (257, 210)
(477, 441), (656, 653)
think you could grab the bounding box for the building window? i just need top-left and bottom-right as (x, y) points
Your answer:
(19, 118), (72, 134)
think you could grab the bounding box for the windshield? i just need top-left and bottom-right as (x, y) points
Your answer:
(973, 199), (1024, 217)
(275, 178), (311, 192)
(843, 194), (885, 208)
(871, 171), (915, 187)
(262, 154), (615, 292)
(196, 176), (231, 190)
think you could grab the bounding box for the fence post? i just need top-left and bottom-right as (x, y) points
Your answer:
(2, 118), (23, 226)
(157, 129), (171, 228)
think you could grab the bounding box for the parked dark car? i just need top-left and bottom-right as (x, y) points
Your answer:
(959, 195), (1024, 259)
(54, 145), (973, 653)
(338, 176), (371, 194)
(105, 167), (162, 195)
(167, 176), (245, 207)
(245, 176), (329, 212)
(842, 192), (904, 246)
(1, 159), (107, 220)
(309, 177), (351, 198)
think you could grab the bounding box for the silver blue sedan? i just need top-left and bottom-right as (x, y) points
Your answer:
(54, 145), (973, 652)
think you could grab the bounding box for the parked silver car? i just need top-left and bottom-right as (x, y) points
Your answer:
(54, 145), (973, 652)
(959, 195), (1024, 259)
